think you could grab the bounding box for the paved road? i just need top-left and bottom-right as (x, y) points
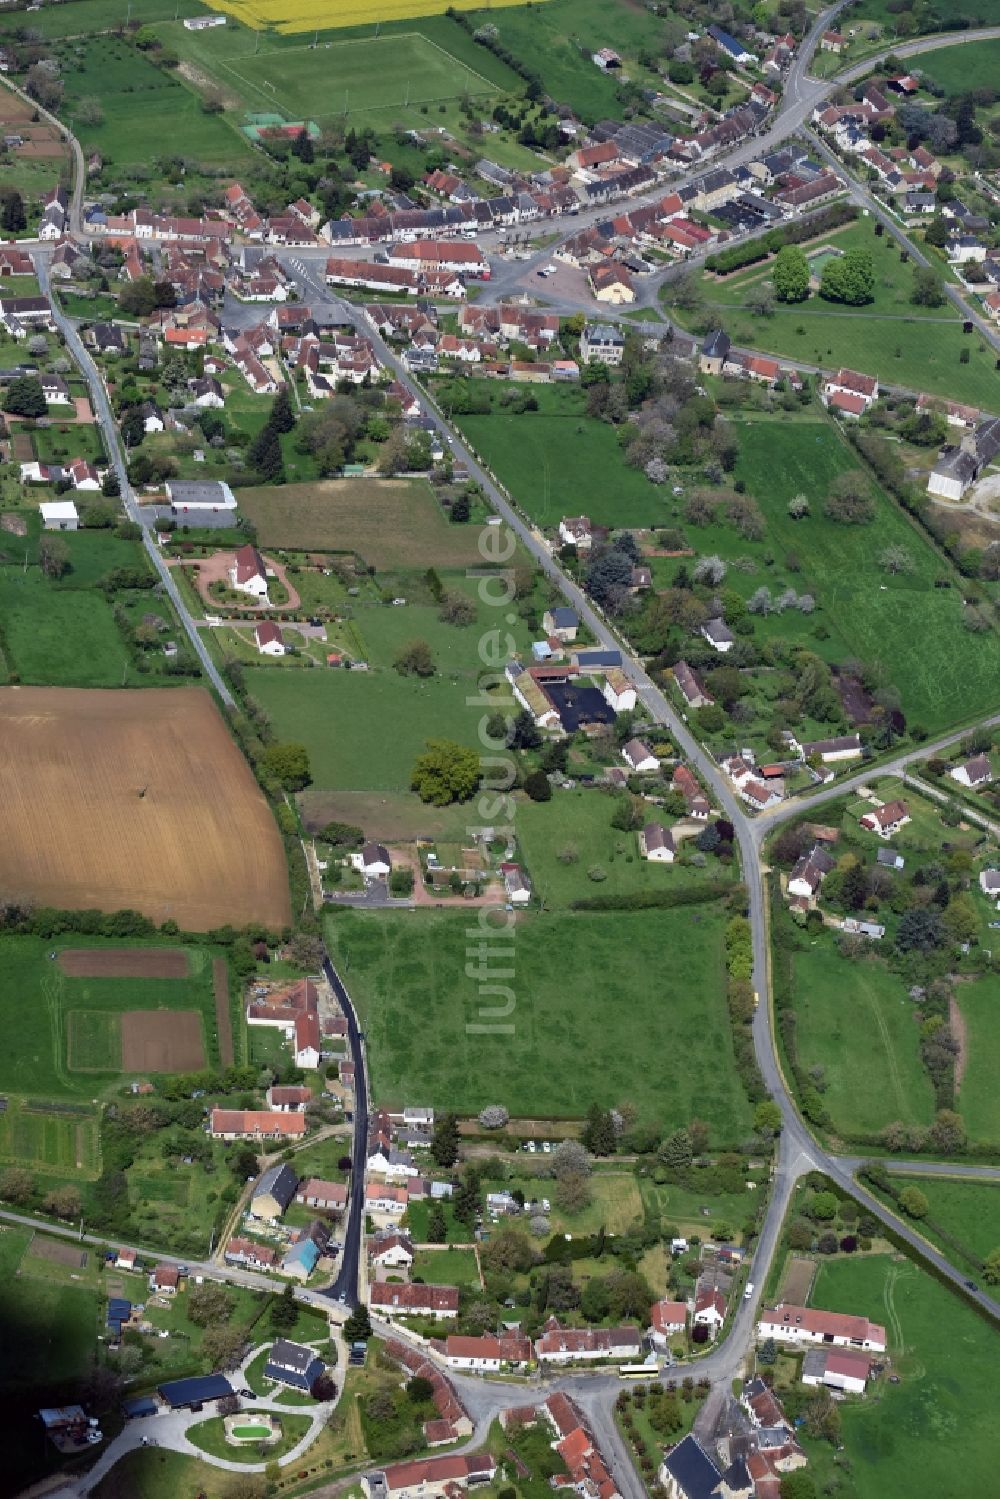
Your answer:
(35, 256), (235, 707)
(322, 953), (370, 1308)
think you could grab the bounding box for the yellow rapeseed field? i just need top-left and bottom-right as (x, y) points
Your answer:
(211, 0), (543, 32)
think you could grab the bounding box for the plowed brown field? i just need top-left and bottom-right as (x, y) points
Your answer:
(122, 1010), (205, 1072)
(58, 949), (191, 978)
(0, 687), (290, 930)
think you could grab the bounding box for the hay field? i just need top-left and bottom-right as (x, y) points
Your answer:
(237, 477), (485, 568)
(0, 687), (289, 931)
(211, 0), (544, 34)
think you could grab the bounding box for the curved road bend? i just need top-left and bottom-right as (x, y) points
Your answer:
(34, 255), (235, 706)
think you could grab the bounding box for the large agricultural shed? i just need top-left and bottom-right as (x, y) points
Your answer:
(157, 1374), (234, 1409)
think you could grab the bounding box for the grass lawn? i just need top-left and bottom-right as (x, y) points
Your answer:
(806, 1254), (1000, 1499)
(515, 790), (733, 909)
(954, 975), (1000, 1147)
(452, 383), (669, 530)
(244, 667), (486, 793)
(90, 1449), (249, 1499)
(679, 219), (1000, 407)
(789, 942), (935, 1138)
(404, 1198), (469, 1245)
(411, 1246), (480, 1284)
(186, 1411), (312, 1464)
(326, 904), (754, 1138)
(920, 37), (1000, 92)
(732, 418), (1000, 735)
(236, 478), (486, 569)
(0, 571), (129, 687)
(484, 1170), (646, 1236)
(638, 1175), (759, 1239)
(53, 34), (250, 168)
(886, 1175), (1000, 1275)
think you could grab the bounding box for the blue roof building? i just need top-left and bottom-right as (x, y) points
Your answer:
(281, 1238), (320, 1281)
(263, 1338), (325, 1392)
(158, 1374), (234, 1409)
(708, 24), (754, 61)
(106, 1298), (131, 1336)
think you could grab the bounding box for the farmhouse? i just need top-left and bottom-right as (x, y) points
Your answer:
(859, 800), (910, 838)
(367, 1453), (498, 1499)
(640, 823), (675, 863)
(978, 869), (1000, 901)
(353, 841), (392, 878)
(928, 418), (1000, 501)
(224, 1237), (277, 1271)
(502, 862), (532, 904)
(622, 738), (659, 773)
(650, 1299), (688, 1347)
(250, 1163), (299, 1221)
(371, 1283), (461, 1320)
(296, 1178), (348, 1212)
(801, 1347), (874, 1396)
(264, 1339), (325, 1393)
(542, 606), (579, 642)
(795, 733), (862, 763)
(369, 1228), (415, 1271)
(580, 324), (625, 365)
(255, 621), (285, 657)
(787, 845), (835, 902)
(603, 668), (636, 713)
(149, 1264), (180, 1295)
(267, 1085), (312, 1111)
(700, 618), (734, 653)
(950, 753), (992, 788)
(439, 1333), (533, 1372)
(673, 660), (713, 709)
(823, 368), (878, 411)
(210, 1109), (306, 1141)
(230, 544), (269, 598)
(758, 1303), (886, 1352)
(535, 1320), (642, 1364)
(558, 515), (593, 549)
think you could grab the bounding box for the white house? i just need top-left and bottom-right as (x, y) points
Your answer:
(502, 862), (532, 904)
(859, 799), (910, 839)
(795, 734), (862, 764)
(39, 498), (79, 531)
(622, 738), (659, 773)
(801, 1347), (873, 1396)
(255, 621), (286, 657)
(352, 841), (392, 878)
(442, 1334), (533, 1372)
(787, 846), (834, 902)
(640, 823), (675, 863)
(369, 1230), (415, 1271)
(649, 1299), (688, 1348)
(603, 668), (637, 713)
(950, 753), (992, 788)
(558, 515), (592, 550)
(230, 543), (269, 599)
(692, 1288), (727, 1338)
(700, 618), (734, 653)
(978, 869), (1000, 902)
(758, 1303), (886, 1352)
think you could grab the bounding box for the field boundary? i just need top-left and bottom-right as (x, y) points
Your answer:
(214, 957), (234, 1068)
(66, 1010), (122, 1073)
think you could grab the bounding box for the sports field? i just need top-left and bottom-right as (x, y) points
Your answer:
(325, 903), (754, 1139)
(0, 687), (289, 930)
(731, 420), (1000, 734)
(790, 943), (935, 1138)
(217, 32), (498, 115)
(237, 478), (486, 569)
(806, 1254), (1000, 1499)
(212, 0), (544, 32)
